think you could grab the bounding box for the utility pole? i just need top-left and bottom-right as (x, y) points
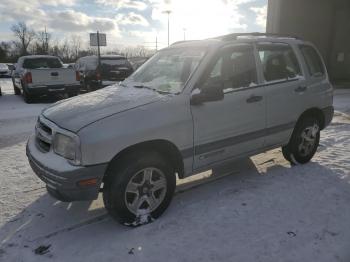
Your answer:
(156, 36), (158, 51)
(44, 26), (48, 54)
(96, 30), (102, 88)
(163, 10), (171, 47)
(183, 28), (186, 41)
(97, 30), (101, 68)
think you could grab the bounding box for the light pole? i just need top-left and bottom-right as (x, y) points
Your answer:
(183, 28), (186, 41)
(163, 10), (171, 47)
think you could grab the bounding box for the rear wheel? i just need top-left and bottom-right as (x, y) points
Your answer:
(68, 92), (78, 98)
(282, 117), (320, 164)
(22, 84), (33, 104)
(13, 81), (21, 95)
(103, 151), (176, 226)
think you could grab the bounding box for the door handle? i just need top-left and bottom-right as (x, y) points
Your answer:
(246, 95), (263, 103)
(295, 85), (307, 93)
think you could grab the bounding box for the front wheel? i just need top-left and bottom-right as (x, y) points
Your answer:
(103, 151), (176, 226)
(282, 117), (320, 164)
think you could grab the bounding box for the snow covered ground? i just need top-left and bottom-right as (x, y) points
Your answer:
(0, 78), (350, 261)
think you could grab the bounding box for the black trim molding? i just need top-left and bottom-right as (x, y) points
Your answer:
(180, 121), (295, 158)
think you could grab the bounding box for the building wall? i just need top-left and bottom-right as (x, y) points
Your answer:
(267, 0), (350, 81)
(329, 1), (350, 81)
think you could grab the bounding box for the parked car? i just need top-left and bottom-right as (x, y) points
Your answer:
(27, 33), (334, 226)
(12, 55), (80, 103)
(75, 55), (133, 92)
(67, 63), (75, 69)
(128, 57), (149, 71)
(0, 63), (11, 77)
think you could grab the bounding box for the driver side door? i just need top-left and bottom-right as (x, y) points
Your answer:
(190, 44), (266, 170)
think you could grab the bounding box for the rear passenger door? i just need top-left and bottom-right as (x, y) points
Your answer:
(191, 44), (266, 170)
(257, 42), (307, 147)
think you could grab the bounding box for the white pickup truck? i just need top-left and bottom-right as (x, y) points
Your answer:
(12, 55), (80, 103)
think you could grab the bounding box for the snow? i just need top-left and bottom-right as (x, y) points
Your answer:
(1, 78), (350, 261)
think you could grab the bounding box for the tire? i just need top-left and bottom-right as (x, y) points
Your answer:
(13, 81), (21, 95)
(282, 117), (320, 164)
(68, 92), (78, 98)
(281, 145), (292, 163)
(22, 86), (33, 104)
(103, 151), (176, 226)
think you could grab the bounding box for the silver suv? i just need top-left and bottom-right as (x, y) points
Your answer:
(27, 33), (334, 226)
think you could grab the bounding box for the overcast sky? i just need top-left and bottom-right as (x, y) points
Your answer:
(0, 0), (267, 49)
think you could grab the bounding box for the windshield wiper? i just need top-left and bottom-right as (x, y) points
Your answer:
(133, 84), (171, 94)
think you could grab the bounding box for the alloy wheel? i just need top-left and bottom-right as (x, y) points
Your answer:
(124, 167), (167, 215)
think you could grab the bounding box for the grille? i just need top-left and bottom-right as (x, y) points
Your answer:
(35, 119), (53, 153)
(38, 121), (52, 135)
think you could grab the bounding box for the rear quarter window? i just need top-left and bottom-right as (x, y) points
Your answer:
(299, 45), (325, 77)
(258, 43), (302, 82)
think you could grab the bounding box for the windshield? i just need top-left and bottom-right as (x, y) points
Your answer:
(23, 58), (63, 69)
(0, 63), (8, 69)
(123, 47), (206, 94)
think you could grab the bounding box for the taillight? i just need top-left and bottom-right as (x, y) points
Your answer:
(75, 71), (80, 81)
(96, 71), (101, 80)
(24, 72), (32, 84)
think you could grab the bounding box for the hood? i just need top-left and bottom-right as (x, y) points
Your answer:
(43, 85), (165, 132)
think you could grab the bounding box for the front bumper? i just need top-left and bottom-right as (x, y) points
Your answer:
(322, 106), (334, 129)
(0, 71), (10, 77)
(26, 135), (107, 202)
(27, 84), (81, 95)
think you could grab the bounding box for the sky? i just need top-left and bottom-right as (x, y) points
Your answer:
(0, 0), (267, 50)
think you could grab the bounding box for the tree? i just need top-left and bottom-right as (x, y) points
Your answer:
(11, 22), (36, 55)
(36, 29), (51, 54)
(70, 35), (82, 61)
(0, 42), (11, 61)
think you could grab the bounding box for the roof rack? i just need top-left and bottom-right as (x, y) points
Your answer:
(213, 32), (301, 41)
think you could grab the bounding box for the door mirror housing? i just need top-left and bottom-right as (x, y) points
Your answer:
(190, 81), (224, 105)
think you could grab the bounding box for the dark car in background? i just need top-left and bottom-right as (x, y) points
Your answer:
(75, 55), (134, 92)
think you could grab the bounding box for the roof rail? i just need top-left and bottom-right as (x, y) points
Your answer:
(213, 32), (301, 41)
(170, 40), (199, 46)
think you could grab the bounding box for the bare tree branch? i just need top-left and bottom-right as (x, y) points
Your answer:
(11, 22), (36, 55)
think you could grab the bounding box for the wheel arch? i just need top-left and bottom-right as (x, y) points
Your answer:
(104, 139), (185, 182)
(296, 107), (326, 130)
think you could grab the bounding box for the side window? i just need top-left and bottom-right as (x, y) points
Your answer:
(258, 43), (302, 82)
(210, 57), (222, 78)
(204, 45), (258, 92)
(299, 45), (325, 77)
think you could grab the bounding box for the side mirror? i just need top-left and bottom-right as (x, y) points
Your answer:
(190, 81), (224, 105)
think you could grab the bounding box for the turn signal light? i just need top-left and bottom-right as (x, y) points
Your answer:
(78, 178), (98, 187)
(96, 72), (101, 80)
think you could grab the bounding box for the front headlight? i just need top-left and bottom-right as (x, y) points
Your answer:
(53, 133), (81, 165)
